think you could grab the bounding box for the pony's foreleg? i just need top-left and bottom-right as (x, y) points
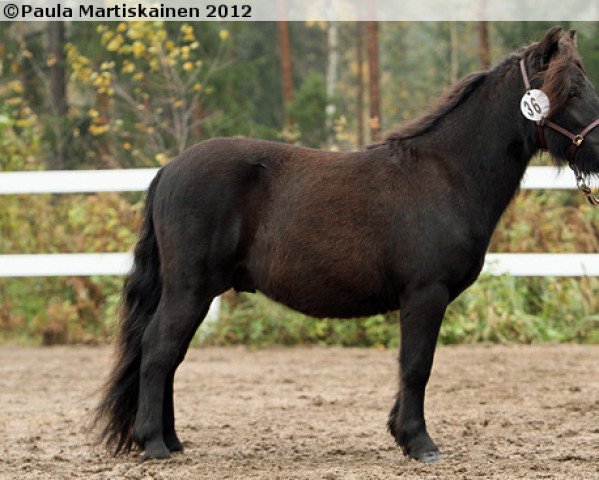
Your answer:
(388, 283), (448, 463)
(133, 293), (207, 460)
(162, 302), (211, 452)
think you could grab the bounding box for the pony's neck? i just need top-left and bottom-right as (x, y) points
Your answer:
(411, 57), (538, 231)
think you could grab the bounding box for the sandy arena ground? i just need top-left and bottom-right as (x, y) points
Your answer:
(0, 345), (597, 479)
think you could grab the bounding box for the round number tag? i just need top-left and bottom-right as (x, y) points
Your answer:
(520, 89), (550, 122)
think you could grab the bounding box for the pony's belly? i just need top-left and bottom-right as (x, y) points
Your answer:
(255, 270), (396, 319)
(263, 289), (393, 318)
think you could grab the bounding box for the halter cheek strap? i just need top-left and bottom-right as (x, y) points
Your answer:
(519, 58), (599, 205)
(519, 60), (548, 148)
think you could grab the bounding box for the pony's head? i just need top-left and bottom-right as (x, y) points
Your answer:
(524, 27), (599, 179)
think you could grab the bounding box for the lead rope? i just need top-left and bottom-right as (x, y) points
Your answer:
(569, 162), (599, 205)
(519, 58), (599, 206)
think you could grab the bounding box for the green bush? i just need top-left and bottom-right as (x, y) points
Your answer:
(442, 275), (599, 344)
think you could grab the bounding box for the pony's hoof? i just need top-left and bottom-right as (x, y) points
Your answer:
(143, 442), (171, 460)
(399, 432), (440, 463)
(165, 437), (184, 452)
(411, 450), (441, 463)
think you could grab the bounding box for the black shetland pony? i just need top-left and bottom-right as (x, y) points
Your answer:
(94, 28), (599, 462)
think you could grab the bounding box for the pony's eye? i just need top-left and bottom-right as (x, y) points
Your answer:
(568, 89), (579, 98)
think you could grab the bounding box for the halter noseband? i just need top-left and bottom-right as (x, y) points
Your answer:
(519, 58), (599, 205)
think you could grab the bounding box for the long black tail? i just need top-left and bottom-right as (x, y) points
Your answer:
(93, 168), (164, 454)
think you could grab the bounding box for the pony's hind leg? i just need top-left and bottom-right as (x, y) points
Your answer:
(388, 283), (449, 463)
(162, 302), (211, 452)
(132, 291), (211, 459)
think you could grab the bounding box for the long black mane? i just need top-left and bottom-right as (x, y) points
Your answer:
(383, 71), (488, 145)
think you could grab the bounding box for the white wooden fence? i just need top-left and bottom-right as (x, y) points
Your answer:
(0, 167), (598, 279)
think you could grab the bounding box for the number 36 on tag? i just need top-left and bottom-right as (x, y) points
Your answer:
(520, 89), (550, 122)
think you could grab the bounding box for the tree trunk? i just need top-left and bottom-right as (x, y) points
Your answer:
(326, 21), (339, 144)
(193, 99), (202, 141)
(366, 21), (381, 142)
(356, 22), (365, 149)
(478, 21), (491, 69)
(47, 21), (67, 170)
(278, 21), (294, 129)
(449, 22), (459, 84)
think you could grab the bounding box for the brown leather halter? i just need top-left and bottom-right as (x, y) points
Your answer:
(519, 58), (599, 205)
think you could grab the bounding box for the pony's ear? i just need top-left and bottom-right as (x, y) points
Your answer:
(537, 26), (563, 66)
(567, 29), (578, 47)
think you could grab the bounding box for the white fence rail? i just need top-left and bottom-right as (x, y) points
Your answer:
(0, 166), (587, 194)
(0, 167), (597, 277)
(0, 168), (158, 194)
(1, 252), (598, 277)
